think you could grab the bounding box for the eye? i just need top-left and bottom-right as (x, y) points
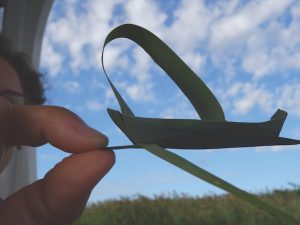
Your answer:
(0, 91), (26, 104)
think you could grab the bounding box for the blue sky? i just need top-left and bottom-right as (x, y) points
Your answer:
(38, 0), (300, 203)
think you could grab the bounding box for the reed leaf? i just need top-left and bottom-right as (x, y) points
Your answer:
(101, 23), (300, 224)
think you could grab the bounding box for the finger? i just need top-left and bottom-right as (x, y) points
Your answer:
(0, 97), (12, 145)
(0, 149), (115, 225)
(0, 97), (13, 172)
(8, 104), (108, 153)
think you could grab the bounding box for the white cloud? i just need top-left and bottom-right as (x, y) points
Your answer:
(43, 0), (125, 74)
(119, 47), (154, 102)
(129, 47), (152, 82)
(276, 83), (300, 116)
(241, 14), (300, 79)
(210, 0), (292, 48)
(102, 43), (129, 71)
(41, 38), (63, 77)
(222, 82), (244, 98)
(125, 82), (154, 102)
(86, 99), (102, 111)
(255, 144), (298, 152)
(160, 0), (300, 80)
(207, 0), (300, 78)
(232, 83), (274, 114)
(167, 0), (213, 50)
(42, 0), (300, 114)
(159, 105), (198, 119)
(63, 80), (81, 94)
(242, 50), (275, 79)
(181, 51), (206, 74)
(215, 82), (274, 115)
(42, 0), (300, 77)
(103, 88), (118, 107)
(123, 0), (167, 35)
(215, 80), (300, 118)
(159, 93), (198, 119)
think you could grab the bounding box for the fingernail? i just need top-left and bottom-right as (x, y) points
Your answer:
(71, 121), (109, 147)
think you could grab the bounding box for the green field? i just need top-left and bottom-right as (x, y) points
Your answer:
(73, 186), (300, 225)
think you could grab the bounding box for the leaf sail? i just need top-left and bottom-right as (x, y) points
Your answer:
(102, 23), (225, 121)
(101, 23), (300, 223)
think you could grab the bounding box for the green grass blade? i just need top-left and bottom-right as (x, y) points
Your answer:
(141, 143), (300, 224)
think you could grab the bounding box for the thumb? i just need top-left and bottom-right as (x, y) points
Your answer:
(0, 149), (115, 225)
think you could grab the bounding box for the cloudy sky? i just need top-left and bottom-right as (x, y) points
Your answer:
(38, 0), (300, 203)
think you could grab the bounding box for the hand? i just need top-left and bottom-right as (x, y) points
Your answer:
(0, 97), (115, 225)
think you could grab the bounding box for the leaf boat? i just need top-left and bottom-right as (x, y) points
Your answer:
(102, 23), (300, 150)
(107, 108), (300, 149)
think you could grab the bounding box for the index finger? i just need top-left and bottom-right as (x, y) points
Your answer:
(7, 104), (108, 153)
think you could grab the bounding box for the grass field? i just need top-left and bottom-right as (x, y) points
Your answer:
(73, 186), (300, 225)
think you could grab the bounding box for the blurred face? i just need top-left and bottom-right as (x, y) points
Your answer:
(0, 58), (23, 93)
(0, 57), (24, 172)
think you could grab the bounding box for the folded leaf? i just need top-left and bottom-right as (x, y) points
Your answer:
(101, 23), (300, 223)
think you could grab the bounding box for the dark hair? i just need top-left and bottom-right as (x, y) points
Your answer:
(0, 33), (45, 105)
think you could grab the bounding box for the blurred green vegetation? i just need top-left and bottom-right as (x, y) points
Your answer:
(73, 186), (300, 225)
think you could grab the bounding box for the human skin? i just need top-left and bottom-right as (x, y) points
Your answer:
(0, 57), (115, 225)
